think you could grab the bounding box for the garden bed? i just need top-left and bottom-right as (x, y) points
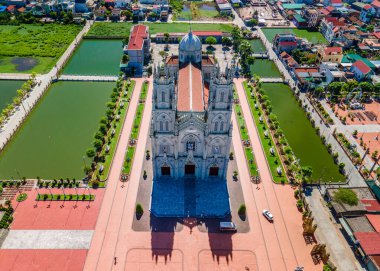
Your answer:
(122, 81), (149, 175)
(243, 81), (287, 183)
(36, 194), (95, 201)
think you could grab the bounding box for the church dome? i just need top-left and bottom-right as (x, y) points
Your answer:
(179, 31), (202, 52)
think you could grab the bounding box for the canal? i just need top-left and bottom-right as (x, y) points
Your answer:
(262, 83), (345, 182)
(250, 59), (281, 78)
(0, 80), (24, 112)
(63, 40), (123, 75)
(0, 81), (114, 179)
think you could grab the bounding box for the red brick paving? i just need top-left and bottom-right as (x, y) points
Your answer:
(0, 249), (87, 271)
(332, 102), (380, 125)
(10, 188), (104, 230)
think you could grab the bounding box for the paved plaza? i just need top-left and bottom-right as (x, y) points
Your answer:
(151, 177), (230, 218)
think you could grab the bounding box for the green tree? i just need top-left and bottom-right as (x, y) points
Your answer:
(301, 166), (313, 182)
(333, 188), (358, 206)
(222, 36), (232, 47)
(205, 36), (217, 47)
(93, 139), (103, 151)
(86, 148), (95, 158)
(122, 54), (129, 64)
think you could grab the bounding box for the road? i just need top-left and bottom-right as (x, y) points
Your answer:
(0, 21), (92, 153)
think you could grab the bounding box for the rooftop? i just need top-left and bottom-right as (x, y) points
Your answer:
(352, 60), (372, 74)
(366, 214), (380, 232)
(344, 216), (375, 233)
(127, 24), (148, 50)
(177, 63), (206, 112)
(354, 232), (380, 255)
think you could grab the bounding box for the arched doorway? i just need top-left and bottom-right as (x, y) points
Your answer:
(185, 163), (195, 176)
(209, 166), (219, 176)
(161, 166), (171, 176)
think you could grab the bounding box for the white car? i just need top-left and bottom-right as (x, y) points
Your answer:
(262, 210), (274, 221)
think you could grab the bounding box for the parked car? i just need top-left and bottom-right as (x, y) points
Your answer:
(262, 210), (274, 221)
(219, 222), (237, 231)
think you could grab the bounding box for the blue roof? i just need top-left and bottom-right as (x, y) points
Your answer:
(0, 6), (7, 12)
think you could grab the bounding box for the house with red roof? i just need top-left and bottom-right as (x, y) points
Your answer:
(320, 17), (346, 43)
(372, 0), (380, 16)
(318, 46), (343, 63)
(350, 60), (375, 81)
(273, 33), (298, 53)
(123, 24), (150, 76)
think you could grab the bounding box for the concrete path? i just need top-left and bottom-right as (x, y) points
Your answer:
(0, 21), (92, 154)
(0, 74), (31, 80)
(305, 189), (365, 271)
(2, 230), (93, 249)
(59, 75), (118, 82)
(261, 77), (285, 83)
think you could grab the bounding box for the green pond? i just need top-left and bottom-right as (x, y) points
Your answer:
(250, 59), (281, 78)
(262, 83), (345, 182)
(63, 40), (123, 75)
(262, 28), (327, 44)
(0, 80), (24, 112)
(0, 81), (113, 180)
(250, 39), (265, 53)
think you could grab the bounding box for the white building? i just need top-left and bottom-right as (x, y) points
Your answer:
(150, 30), (234, 180)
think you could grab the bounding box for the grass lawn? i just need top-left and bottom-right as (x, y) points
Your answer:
(234, 104), (249, 141)
(123, 146), (136, 175)
(243, 81), (286, 183)
(87, 22), (235, 37)
(96, 80), (135, 181)
(0, 24), (82, 73)
(262, 28), (327, 44)
(0, 81), (113, 180)
(176, 2), (221, 20)
(245, 147), (258, 177)
(63, 40), (123, 76)
(0, 80), (24, 112)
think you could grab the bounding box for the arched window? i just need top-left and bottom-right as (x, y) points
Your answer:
(219, 121), (224, 132)
(159, 121), (163, 131)
(165, 121), (169, 131)
(220, 92), (225, 102)
(214, 122), (218, 132)
(161, 92), (166, 102)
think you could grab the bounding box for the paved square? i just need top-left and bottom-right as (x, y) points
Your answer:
(11, 188), (104, 230)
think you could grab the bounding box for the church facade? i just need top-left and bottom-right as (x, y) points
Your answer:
(150, 30), (234, 180)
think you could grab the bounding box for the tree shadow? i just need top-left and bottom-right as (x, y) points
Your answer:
(150, 214), (181, 264)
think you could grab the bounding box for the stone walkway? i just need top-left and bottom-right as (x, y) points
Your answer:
(2, 230), (93, 249)
(0, 21), (92, 154)
(59, 75), (118, 82)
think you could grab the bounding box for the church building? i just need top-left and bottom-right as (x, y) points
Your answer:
(150, 30), (234, 180)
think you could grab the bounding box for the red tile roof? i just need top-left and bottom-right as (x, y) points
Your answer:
(352, 60), (372, 74)
(331, 0), (342, 4)
(361, 199), (380, 212)
(373, 32), (380, 39)
(177, 63), (204, 112)
(279, 41), (297, 46)
(354, 232), (380, 255)
(6, 5), (15, 11)
(192, 31), (223, 36)
(373, 0), (380, 8)
(324, 46), (343, 54)
(366, 215), (380, 232)
(128, 24), (148, 50)
(326, 6), (335, 12)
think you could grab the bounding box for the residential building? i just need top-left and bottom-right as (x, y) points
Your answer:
(360, 4), (376, 23)
(320, 17), (346, 43)
(301, 6), (323, 28)
(273, 33), (298, 53)
(372, 0), (380, 17)
(123, 24), (151, 76)
(350, 60), (375, 81)
(216, 0), (232, 14)
(319, 62), (346, 83)
(317, 46), (343, 63)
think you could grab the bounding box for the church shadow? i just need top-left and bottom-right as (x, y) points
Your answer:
(150, 214), (180, 264)
(203, 218), (234, 265)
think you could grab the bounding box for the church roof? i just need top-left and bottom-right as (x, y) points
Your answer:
(177, 63), (206, 112)
(179, 31), (202, 52)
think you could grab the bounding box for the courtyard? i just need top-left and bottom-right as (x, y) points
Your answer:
(331, 101), (380, 125)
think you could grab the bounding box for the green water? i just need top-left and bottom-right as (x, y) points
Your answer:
(250, 59), (281, 78)
(262, 28), (327, 44)
(250, 39), (265, 53)
(0, 81), (113, 179)
(263, 83), (345, 182)
(0, 80), (24, 111)
(63, 40), (123, 75)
